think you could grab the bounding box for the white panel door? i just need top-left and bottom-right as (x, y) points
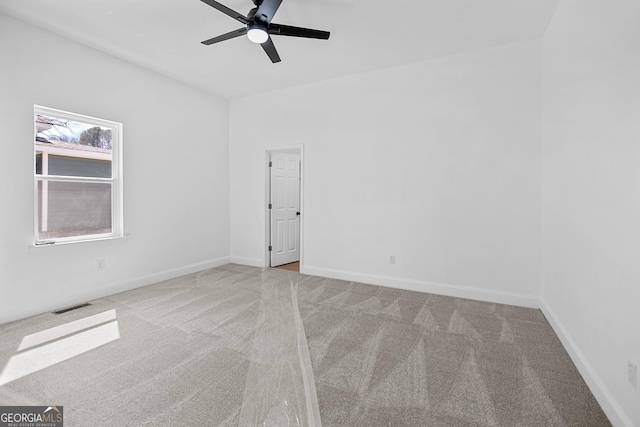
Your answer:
(270, 152), (300, 267)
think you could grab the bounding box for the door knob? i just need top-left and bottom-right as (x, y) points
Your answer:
(296, 212), (300, 215)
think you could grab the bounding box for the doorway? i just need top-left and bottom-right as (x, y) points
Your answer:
(266, 147), (303, 271)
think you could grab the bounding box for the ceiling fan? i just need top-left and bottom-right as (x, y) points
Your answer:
(199, 0), (330, 63)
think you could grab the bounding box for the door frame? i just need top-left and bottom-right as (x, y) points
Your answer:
(264, 144), (304, 271)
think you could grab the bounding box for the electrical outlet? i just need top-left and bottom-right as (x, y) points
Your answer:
(389, 255), (396, 264)
(628, 360), (637, 388)
(96, 259), (106, 272)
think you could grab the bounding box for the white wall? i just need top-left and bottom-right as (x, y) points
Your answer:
(0, 14), (230, 323)
(230, 40), (543, 306)
(541, 1), (640, 425)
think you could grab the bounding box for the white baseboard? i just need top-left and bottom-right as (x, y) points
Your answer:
(540, 301), (633, 427)
(230, 256), (264, 267)
(302, 265), (541, 309)
(0, 256), (231, 325)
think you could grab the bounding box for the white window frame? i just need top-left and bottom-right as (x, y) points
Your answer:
(33, 105), (124, 245)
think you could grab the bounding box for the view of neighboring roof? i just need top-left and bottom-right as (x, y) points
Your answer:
(36, 139), (112, 155)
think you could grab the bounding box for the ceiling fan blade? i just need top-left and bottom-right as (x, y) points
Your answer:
(201, 28), (247, 45)
(200, 0), (249, 24)
(269, 24), (330, 40)
(255, 0), (283, 23)
(260, 37), (281, 63)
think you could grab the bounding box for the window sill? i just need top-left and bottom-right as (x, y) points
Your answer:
(30, 234), (128, 250)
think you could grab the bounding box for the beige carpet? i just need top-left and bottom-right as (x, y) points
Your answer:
(0, 264), (610, 426)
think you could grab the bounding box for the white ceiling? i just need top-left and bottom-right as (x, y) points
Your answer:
(0, 0), (559, 99)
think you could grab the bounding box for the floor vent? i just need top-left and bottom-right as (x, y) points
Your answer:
(52, 303), (92, 315)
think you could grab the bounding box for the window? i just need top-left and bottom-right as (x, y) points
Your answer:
(34, 105), (123, 244)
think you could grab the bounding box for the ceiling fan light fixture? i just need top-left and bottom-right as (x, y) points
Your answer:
(247, 26), (268, 44)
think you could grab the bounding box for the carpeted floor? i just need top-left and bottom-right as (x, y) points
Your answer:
(0, 264), (610, 426)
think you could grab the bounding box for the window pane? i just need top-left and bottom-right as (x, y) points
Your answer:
(47, 155), (111, 178)
(37, 180), (112, 240)
(35, 114), (112, 178)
